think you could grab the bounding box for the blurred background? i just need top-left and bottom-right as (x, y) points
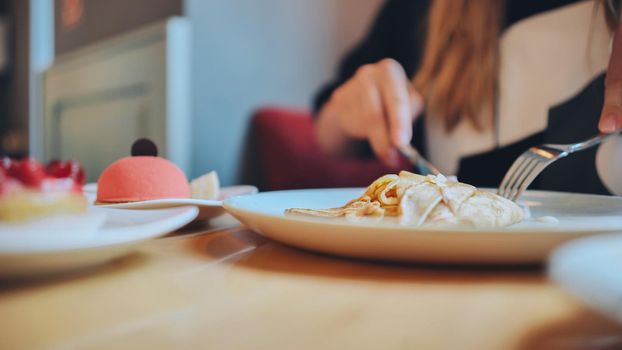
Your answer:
(0, 0), (386, 187)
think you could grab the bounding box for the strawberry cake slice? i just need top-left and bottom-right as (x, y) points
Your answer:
(0, 158), (87, 222)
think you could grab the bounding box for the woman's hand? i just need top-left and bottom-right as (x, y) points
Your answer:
(600, 25), (622, 133)
(315, 58), (424, 168)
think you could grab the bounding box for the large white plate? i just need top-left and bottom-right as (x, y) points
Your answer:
(549, 233), (622, 325)
(0, 206), (198, 278)
(83, 183), (257, 220)
(224, 188), (622, 264)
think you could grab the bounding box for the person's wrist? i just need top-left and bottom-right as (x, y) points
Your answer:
(314, 104), (364, 157)
(315, 105), (345, 153)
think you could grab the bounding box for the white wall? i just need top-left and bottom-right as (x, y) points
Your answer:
(185, 0), (384, 184)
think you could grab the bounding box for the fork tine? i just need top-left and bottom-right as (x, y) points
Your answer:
(506, 155), (539, 200)
(500, 154), (534, 198)
(498, 154), (530, 197)
(509, 160), (551, 201)
(498, 130), (616, 201)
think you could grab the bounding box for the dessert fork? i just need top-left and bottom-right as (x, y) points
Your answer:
(497, 129), (621, 201)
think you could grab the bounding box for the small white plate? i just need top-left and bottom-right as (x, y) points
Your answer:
(224, 188), (622, 264)
(83, 183), (258, 220)
(550, 233), (622, 325)
(0, 206), (198, 278)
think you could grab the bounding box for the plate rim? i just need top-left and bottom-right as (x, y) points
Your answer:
(0, 206), (199, 254)
(96, 198), (222, 208)
(84, 184), (258, 208)
(223, 187), (622, 235)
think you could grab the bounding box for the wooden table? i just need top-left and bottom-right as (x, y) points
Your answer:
(1, 216), (621, 350)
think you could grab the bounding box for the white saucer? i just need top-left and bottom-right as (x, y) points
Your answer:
(224, 188), (622, 264)
(83, 184), (257, 220)
(550, 233), (622, 325)
(0, 206), (198, 278)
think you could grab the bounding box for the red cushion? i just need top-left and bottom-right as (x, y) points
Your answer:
(252, 106), (406, 190)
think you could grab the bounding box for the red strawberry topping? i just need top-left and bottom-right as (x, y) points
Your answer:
(0, 158), (85, 193)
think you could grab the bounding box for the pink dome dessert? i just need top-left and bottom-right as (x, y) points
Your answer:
(97, 156), (190, 203)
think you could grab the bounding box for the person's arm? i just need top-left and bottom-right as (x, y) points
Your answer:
(313, 0), (426, 114)
(313, 0), (429, 167)
(599, 24), (622, 132)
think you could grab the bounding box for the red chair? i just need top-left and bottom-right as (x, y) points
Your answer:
(252, 106), (406, 191)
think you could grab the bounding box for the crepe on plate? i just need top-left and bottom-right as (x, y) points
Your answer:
(286, 171), (524, 228)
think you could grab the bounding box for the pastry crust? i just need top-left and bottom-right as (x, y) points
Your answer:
(0, 191), (87, 222)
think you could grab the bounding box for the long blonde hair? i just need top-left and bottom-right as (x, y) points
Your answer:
(414, 0), (621, 132)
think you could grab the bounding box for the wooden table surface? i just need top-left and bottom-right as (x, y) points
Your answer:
(1, 216), (621, 350)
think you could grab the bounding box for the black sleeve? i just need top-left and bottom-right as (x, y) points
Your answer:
(312, 0), (430, 115)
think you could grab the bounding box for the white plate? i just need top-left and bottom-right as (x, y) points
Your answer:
(83, 183), (257, 220)
(224, 188), (622, 264)
(0, 206), (198, 278)
(549, 233), (622, 325)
